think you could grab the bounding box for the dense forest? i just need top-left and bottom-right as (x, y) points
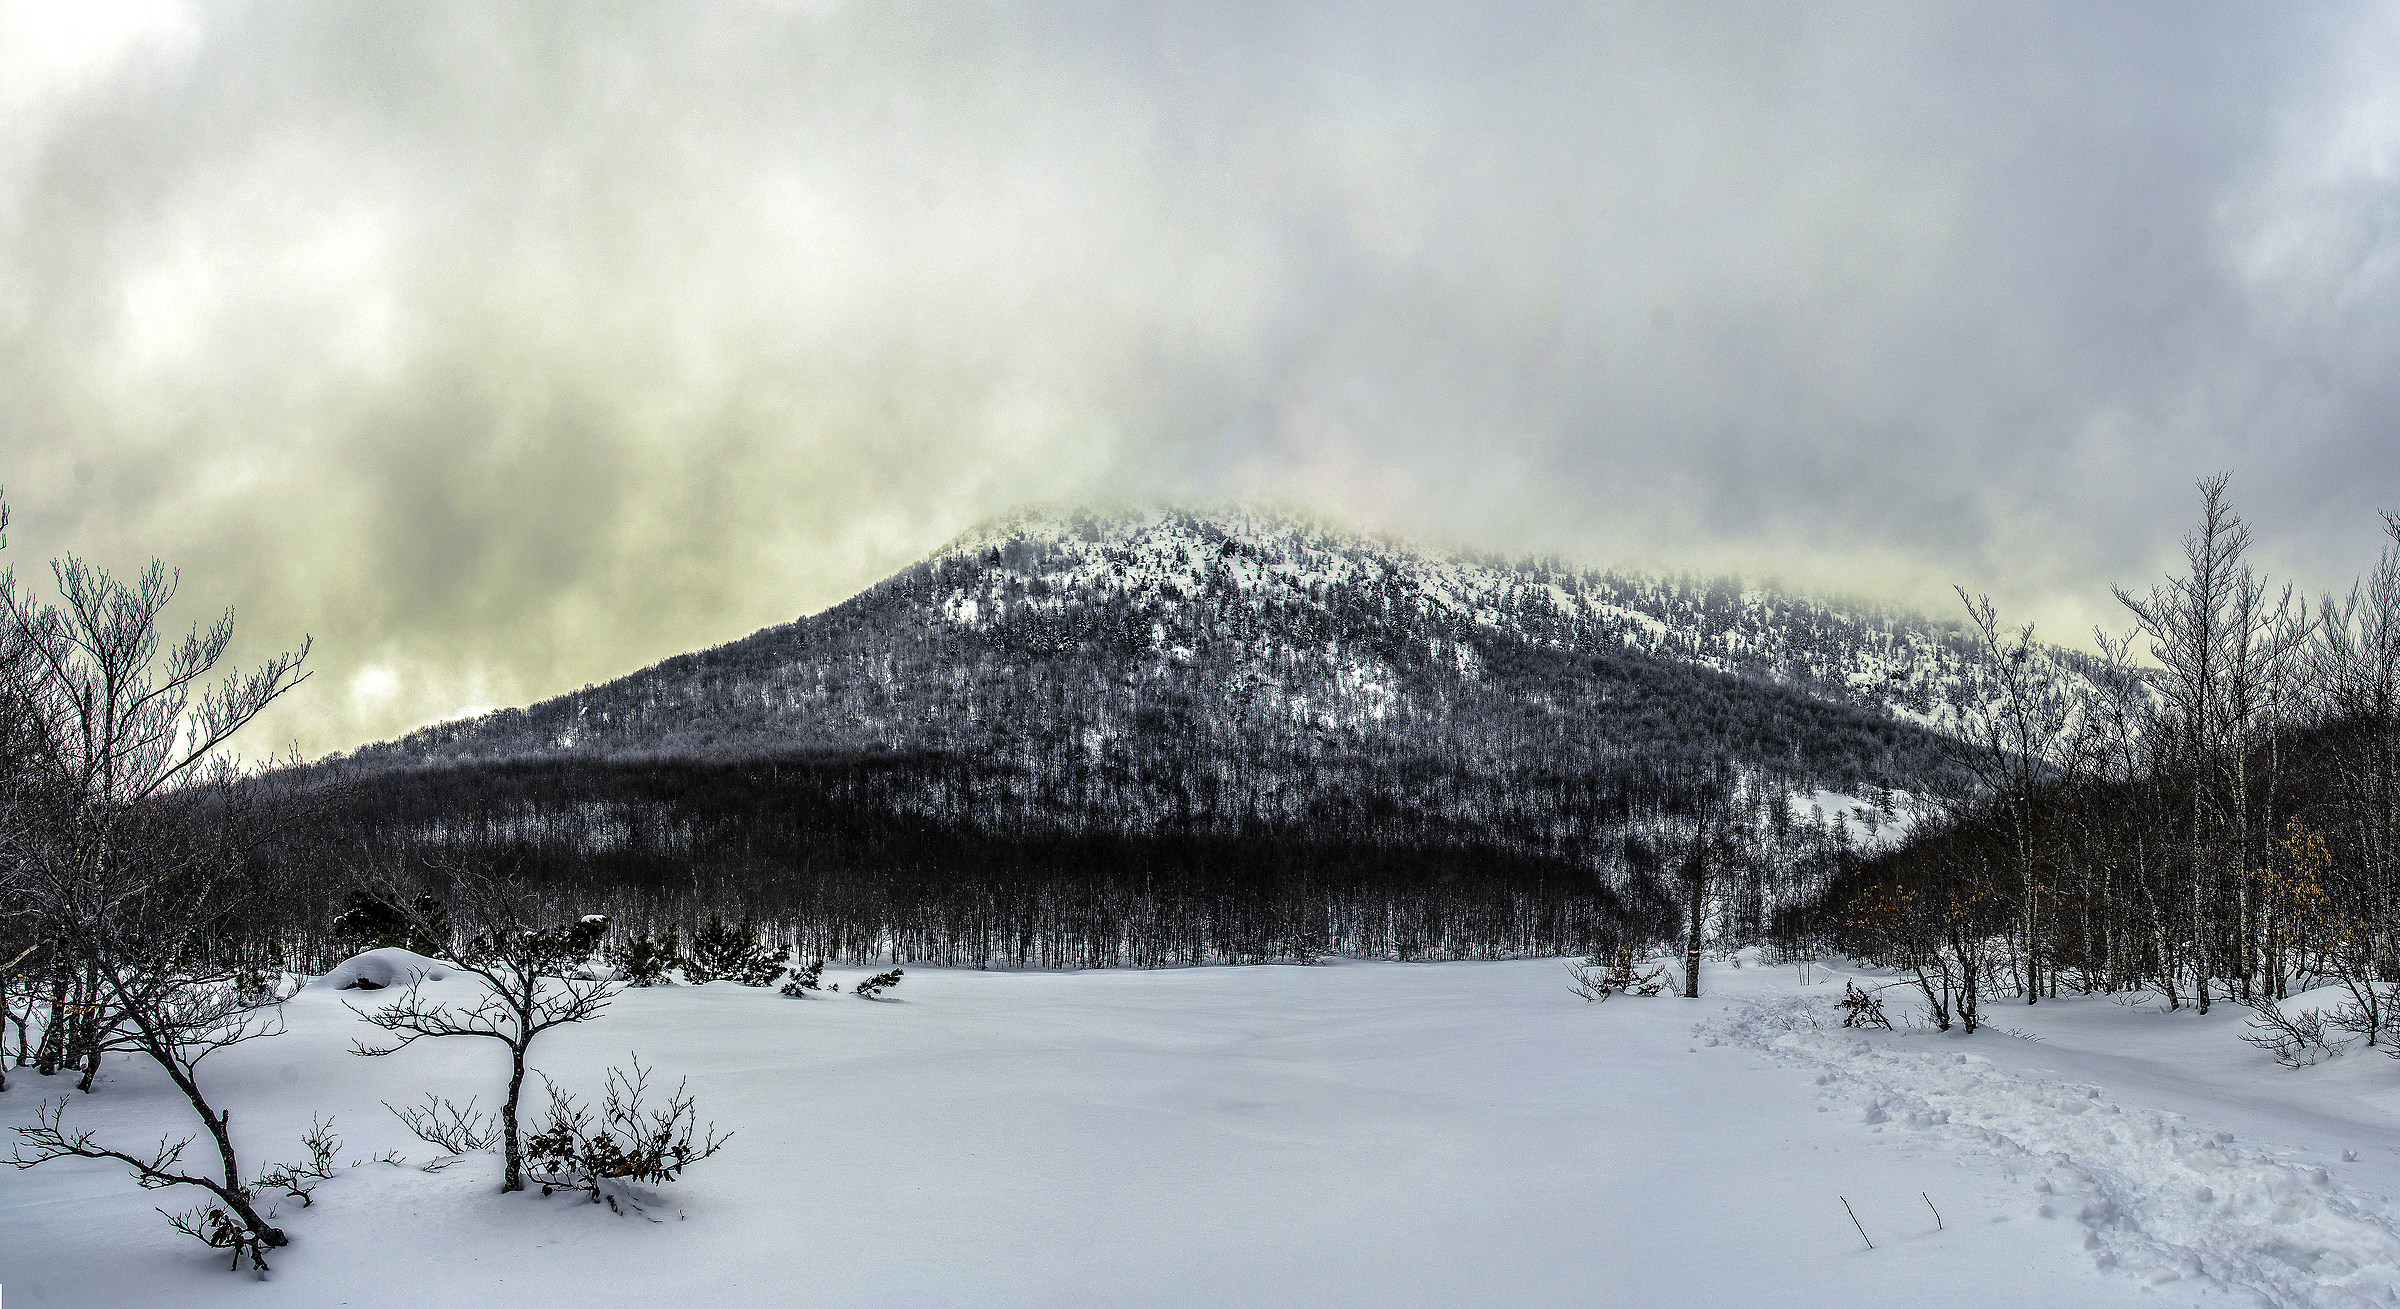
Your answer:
(1808, 478), (2400, 1036)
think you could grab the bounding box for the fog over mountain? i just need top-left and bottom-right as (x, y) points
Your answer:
(348, 503), (2017, 780)
(5, 4), (2398, 758)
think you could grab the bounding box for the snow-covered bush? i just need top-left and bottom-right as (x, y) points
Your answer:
(232, 963), (291, 1006)
(313, 946), (450, 992)
(527, 1056), (729, 1208)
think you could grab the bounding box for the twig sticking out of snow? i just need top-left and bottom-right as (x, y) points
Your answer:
(256, 1116), (343, 1207)
(1842, 1196), (1873, 1250)
(1923, 1192), (1942, 1230)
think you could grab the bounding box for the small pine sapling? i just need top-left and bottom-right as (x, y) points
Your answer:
(608, 924), (680, 987)
(1568, 944), (1670, 1001)
(681, 914), (788, 986)
(779, 957), (826, 997)
(854, 968), (903, 1000)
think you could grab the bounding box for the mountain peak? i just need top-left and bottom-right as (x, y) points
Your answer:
(935, 501), (1382, 563)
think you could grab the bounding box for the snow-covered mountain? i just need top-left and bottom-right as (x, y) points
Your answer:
(318, 503), (2016, 960)
(346, 503), (2006, 795)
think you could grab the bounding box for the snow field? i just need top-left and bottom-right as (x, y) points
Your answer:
(3, 956), (2352, 1308)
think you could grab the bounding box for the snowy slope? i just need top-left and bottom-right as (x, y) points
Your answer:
(8, 957), (2386, 1306)
(931, 503), (2089, 734)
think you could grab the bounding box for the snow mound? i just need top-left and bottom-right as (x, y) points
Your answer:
(1710, 995), (2400, 1307)
(312, 947), (451, 991)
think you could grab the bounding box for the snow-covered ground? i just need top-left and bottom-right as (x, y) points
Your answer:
(5, 957), (2397, 1306)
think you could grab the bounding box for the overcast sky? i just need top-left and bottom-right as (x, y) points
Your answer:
(4, 2), (2396, 758)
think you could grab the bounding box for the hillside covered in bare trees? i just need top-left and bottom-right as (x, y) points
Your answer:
(1814, 478), (2400, 1035)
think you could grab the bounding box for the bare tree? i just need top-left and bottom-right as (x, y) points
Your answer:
(1680, 803), (1713, 998)
(1953, 589), (2079, 1001)
(349, 872), (617, 1193)
(1834, 495), (2400, 1017)
(2114, 475), (2307, 1011)
(8, 961), (294, 1268)
(0, 499), (313, 1263)
(0, 496), (48, 1094)
(2311, 512), (2400, 974)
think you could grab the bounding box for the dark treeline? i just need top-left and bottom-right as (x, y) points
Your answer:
(272, 739), (1867, 973)
(1801, 478), (2399, 1030)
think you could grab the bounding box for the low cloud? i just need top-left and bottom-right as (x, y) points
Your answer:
(3, 2), (2395, 756)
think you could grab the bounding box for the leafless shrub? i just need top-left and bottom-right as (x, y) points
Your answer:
(1838, 981), (1892, 1029)
(526, 1056), (729, 1209)
(2244, 999), (2347, 1067)
(162, 1199), (280, 1274)
(387, 1094), (502, 1158)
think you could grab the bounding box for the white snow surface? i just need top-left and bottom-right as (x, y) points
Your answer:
(7, 957), (2399, 1305)
(306, 947), (451, 991)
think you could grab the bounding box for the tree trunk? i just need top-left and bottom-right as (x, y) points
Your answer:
(35, 977), (65, 1075)
(503, 1043), (528, 1192)
(1682, 812), (1710, 999)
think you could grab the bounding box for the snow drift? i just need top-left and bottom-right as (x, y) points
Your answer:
(309, 947), (451, 991)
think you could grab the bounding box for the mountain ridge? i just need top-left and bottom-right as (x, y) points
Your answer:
(340, 502), (2062, 776)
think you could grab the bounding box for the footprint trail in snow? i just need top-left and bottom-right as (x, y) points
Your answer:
(1711, 994), (2400, 1308)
